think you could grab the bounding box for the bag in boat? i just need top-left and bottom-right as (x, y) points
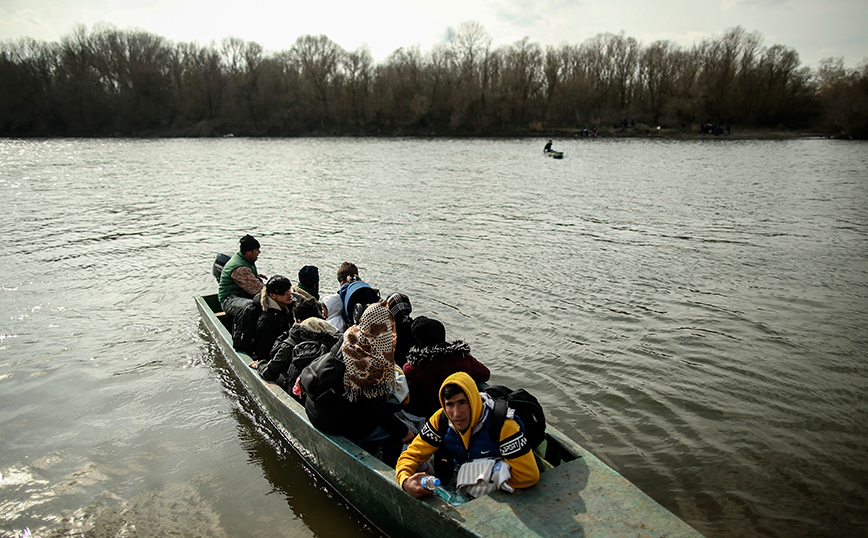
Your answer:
(339, 282), (381, 326)
(456, 457), (514, 498)
(285, 340), (332, 391)
(299, 352), (345, 407)
(484, 385), (547, 453)
(232, 294), (262, 354)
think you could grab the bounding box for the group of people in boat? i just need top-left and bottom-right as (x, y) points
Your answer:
(216, 234), (540, 500)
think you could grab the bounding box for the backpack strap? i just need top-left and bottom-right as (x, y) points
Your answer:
(436, 409), (449, 438)
(488, 398), (509, 443)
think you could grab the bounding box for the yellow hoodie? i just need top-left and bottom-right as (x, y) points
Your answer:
(395, 372), (540, 490)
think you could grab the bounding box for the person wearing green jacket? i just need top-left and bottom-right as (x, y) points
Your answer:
(218, 234), (267, 319)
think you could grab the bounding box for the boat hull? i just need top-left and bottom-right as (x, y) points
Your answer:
(195, 294), (703, 538)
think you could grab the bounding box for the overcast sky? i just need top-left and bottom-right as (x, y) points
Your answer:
(1, 0), (865, 69)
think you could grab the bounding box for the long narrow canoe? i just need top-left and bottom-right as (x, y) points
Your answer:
(196, 293), (704, 538)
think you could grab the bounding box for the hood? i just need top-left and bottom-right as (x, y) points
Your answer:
(300, 316), (340, 336)
(261, 291), (286, 312)
(291, 284), (317, 303)
(406, 340), (471, 366)
(438, 371), (484, 449)
(288, 322), (339, 346)
(341, 301), (397, 402)
(322, 294), (342, 318)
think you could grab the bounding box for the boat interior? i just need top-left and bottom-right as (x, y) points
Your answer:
(202, 293), (577, 474)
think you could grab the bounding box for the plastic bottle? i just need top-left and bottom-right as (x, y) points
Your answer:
(421, 476), (441, 491)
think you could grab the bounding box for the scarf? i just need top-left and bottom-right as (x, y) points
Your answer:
(341, 302), (398, 402)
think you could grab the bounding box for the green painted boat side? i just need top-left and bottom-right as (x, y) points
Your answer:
(196, 294), (704, 538)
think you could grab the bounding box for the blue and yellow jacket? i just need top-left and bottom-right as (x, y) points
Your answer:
(395, 372), (540, 489)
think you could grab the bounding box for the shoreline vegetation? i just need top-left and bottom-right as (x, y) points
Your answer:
(2, 21), (866, 140)
(11, 125), (833, 140)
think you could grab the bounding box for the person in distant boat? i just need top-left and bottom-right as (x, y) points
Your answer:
(396, 372), (539, 499)
(544, 140), (553, 152)
(302, 302), (414, 465)
(292, 265), (320, 304)
(253, 275), (294, 363)
(218, 234), (267, 319)
(401, 316), (490, 420)
(387, 292), (415, 368)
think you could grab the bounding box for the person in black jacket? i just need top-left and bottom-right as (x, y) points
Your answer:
(253, 275), (293, 363)
(302, 302), (413, 465)
(256, 299), (340, 391)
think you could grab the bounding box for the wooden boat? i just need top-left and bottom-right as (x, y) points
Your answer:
(196, 293), (704, 538)
(545, 150), (564, 159)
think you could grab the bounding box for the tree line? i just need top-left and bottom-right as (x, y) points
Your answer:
(1, 21), (866, 138)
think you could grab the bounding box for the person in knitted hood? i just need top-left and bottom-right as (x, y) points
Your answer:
(303, 302), (414, 463)
(402, 316), (490, 419)
(342, 301), (399, 402)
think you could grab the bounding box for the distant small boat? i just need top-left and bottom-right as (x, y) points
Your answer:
(545, 150), (564, 159)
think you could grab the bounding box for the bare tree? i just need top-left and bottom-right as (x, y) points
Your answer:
(291, 34), (345, 127)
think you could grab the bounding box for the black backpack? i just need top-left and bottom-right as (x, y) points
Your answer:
(299, 352), (345, 407)
(484, 385), (547, 452)
(285, 340), (332, 389)
(231, 296), (262, 355)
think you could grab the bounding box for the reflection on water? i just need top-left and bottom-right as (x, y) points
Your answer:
(1, 137), (867, 538)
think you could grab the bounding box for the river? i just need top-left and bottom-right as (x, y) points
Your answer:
(1, 137), (866, 538)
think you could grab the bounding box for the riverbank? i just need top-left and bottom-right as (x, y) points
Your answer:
(3, 120), (840, 140)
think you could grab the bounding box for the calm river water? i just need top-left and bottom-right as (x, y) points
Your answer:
(1, 137), (866, 538)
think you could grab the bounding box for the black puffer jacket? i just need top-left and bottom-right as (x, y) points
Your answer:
(254, 296), (292, 363)
(259, 320), (340, 384)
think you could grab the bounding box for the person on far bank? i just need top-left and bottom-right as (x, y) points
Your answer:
(218, 234), (267, 319)
(544, 140), (553, 152)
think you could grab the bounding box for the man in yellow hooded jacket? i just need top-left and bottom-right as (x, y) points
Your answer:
(396, 371), (540, 498)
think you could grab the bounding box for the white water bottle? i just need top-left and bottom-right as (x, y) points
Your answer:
(421, 476), (440, 491)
